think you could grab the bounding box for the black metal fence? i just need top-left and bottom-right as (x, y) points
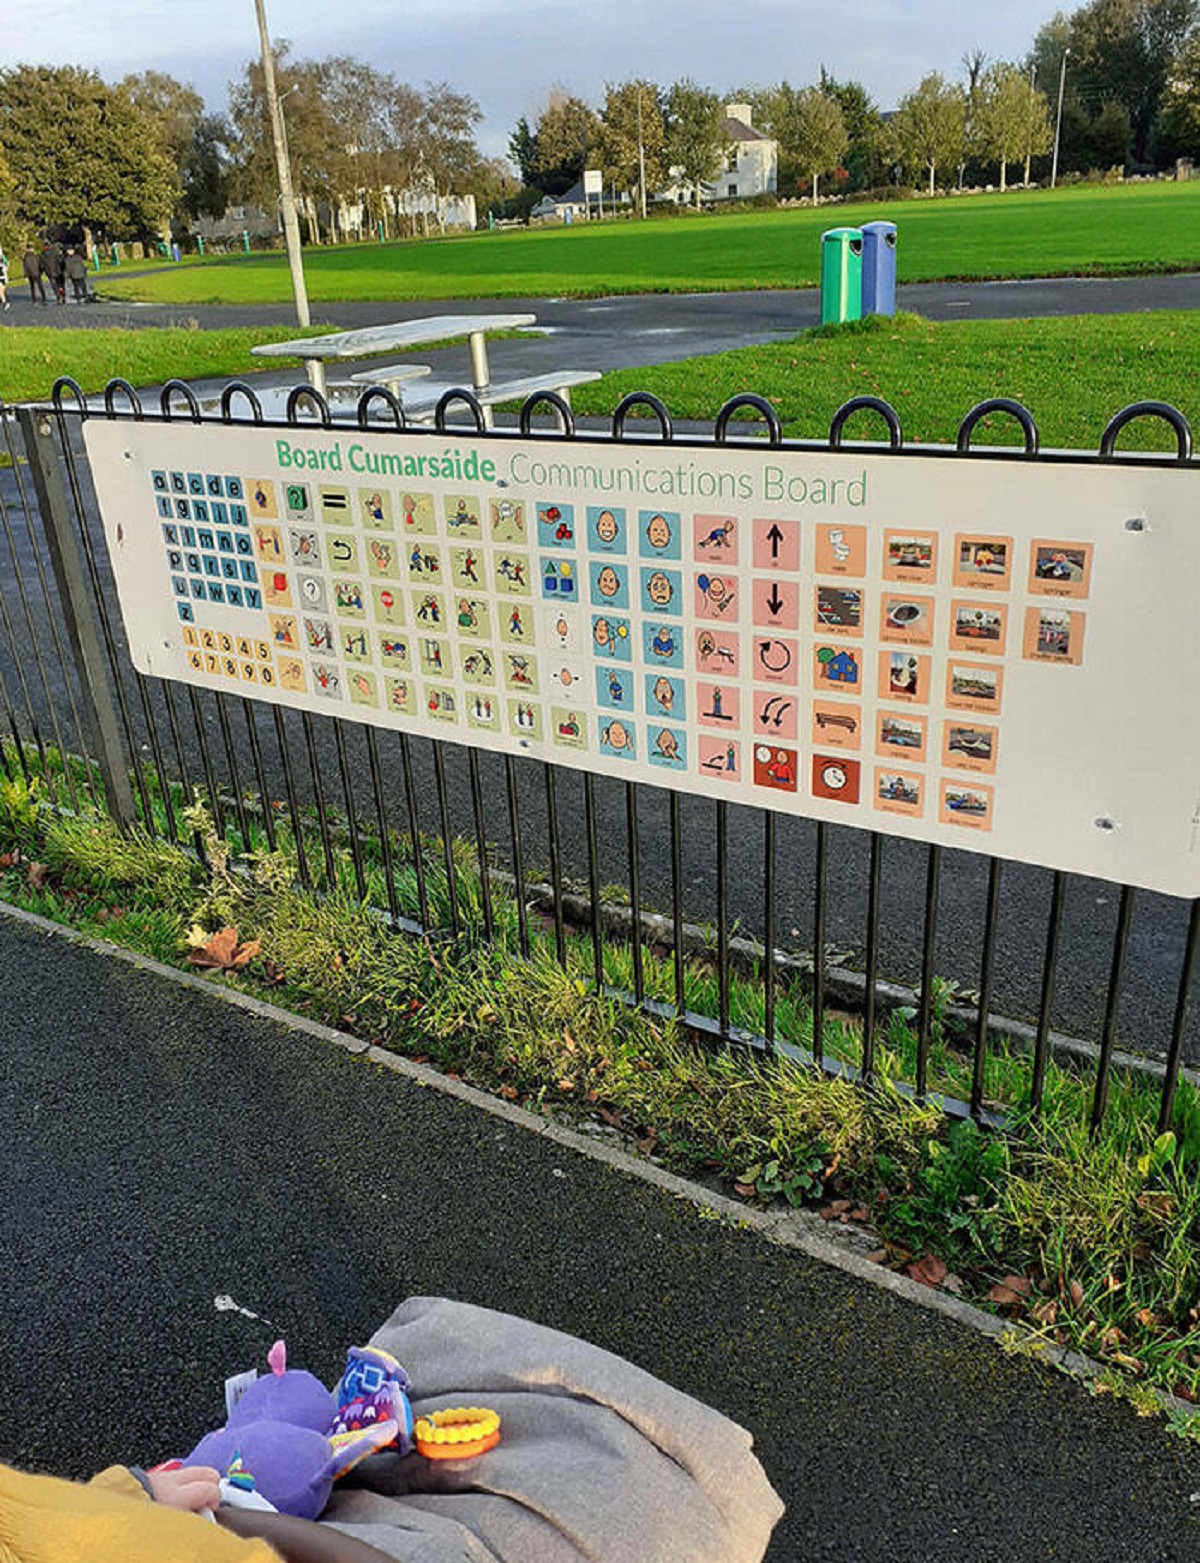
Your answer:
(1, 380), (1197, 1137)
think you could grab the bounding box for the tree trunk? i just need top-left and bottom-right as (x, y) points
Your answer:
(928, 163), (935, 196)
(812, 172), (819, 203)
(1000, 160), (1007, 192)
(1022, 151), (1031, 187)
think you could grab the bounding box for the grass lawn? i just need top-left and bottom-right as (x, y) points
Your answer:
(571, 310), (1200, 451)
(93, 182), (1200, 307)
(0, 324), (330, 405)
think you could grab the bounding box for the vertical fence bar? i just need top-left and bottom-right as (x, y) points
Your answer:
(364, 728), (399, 925)
(332, 720), (367, 900)
(971, 860), (1003, 1119)
(1091, 884), (1135, 1133)
(1158, 898), (1200, 1134)
(301, 711), (337, 888)
(161, 682), (196, 818)
(1030, 871), (1066, 1115)
(505, 755), (529, 957)
(188, 688), (225, 838)
(669, 791), (685, 1015)
(466, 749), (495, 943)
(240, 700), (277, 853)
(763, 813), (776, 1048)
(272, 707), (311, 888)
(543, 763), (567, 967)
(811, 823), (827, 1066)
(214, 691), (252, 853)
(397, 733), (430, 931)
(15, 406), (137, 829)
(861, 834), (883, 1083)
(431, 743), (460, 937)
(583, 773), (604, 990)
(715, 800), (730, 1040)
(0, 561), (51, 784)
(915, 845), (941, 1101)
(626, 782), (645, 1003)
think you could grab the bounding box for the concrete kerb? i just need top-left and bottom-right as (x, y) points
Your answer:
(1, 894), (1187, 1421)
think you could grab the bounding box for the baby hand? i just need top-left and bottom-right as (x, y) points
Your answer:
(147, 1463), (222, 1512)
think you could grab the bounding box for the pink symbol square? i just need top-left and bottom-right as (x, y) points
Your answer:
(752, 690), (798, 740)
(698, 736), (741, 780)
(752, 518), (799, 572)
(696, 682), (740, 729)
(694, 572), (739, 621)
(752, 577), (799, 630)
(693, 515), (739, 563)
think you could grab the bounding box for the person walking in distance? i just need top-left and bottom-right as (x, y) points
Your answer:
(0, 248), (9, 310)
(65, 246), (89, 303)
(23, 246), (46, 304)
(43, 240), (66, 304)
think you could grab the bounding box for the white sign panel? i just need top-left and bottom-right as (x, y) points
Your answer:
(82, 420), (1200, 898)
(583, 169), (603, 196)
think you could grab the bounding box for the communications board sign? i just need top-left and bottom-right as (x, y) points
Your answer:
(83, 419), (1200, 897)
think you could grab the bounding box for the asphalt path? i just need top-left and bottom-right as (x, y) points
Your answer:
(2, 909), (1198, 1561)
(1, 273), (1198, 1063)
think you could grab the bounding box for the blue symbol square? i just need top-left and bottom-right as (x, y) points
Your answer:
(172, 576), (188, 597)
(177, 600), (194, 622)
(589, 561), (629, 610)
(175, 498), (190, 519)
(541, 558), (578, 600)
(188, 472), (204, 495)
(202, 555), (220, 578)
(191, 579), (206, 600)
(180, 526), (197, 548)
(240, 560), (258, 583)
(586, 506), (627, 554)
(167, 549), (183, 571)
(245, 588), (262, 610)
(230, 504), (248, 527)
(207, 582), (225, 603)
(222, 558), (238, 580)
(643, 620), (683, 667)
(212, 502), (228, 525)
(197, 528), (215, 551)
(234, 532), (253, 556)
(152, 470), (168, 492)
(590, 614), (631, 660)
(598, 718), (636, 760)
(640, 566), (681, 616)
(226, 476), (244, 499)
(185, 551), (201, 573)
(647, 725), (687, 768)
(161, 523), (179, 546)
(170, 471), (186, 493)
(157, 496), (174, 518)
(645, 672), (686, 721)
(638, 508), (681, 561)
(536, 502), (576, 549)
(192, 501), (209, 524)
(216, 530), (234, 554)
(596, 664), (634, 710)
(225, 584), (243, 607)
(206, 474), (222, 496)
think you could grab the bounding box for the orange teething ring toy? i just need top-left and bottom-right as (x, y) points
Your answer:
(414, 1406), (501, 1461)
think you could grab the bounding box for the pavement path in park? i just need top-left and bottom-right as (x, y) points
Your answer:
(2, 905), (1199, 1562)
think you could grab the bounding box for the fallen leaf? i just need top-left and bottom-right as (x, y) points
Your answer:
(733, 1183), (757, 1198)
(557, 1078), (575, 1093)
(906, 1253), (948, 1289)
(1031, 1300), (1059, 1326)
(1135, 1308), (1159, 1329)
(988, 1275), (1032, 1307)
(25, 861), (47, 888)
(866, 1248), (888, 1264)
(943, 1273), (964, 1295)
(1068, 1279), (1085, 1308)
(499, 1085), (518, 1101)
(0, 851), (19, 869)
(229, 939), (261, 970)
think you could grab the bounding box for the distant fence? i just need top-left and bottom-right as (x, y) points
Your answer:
(0, 379), (1197, 1137)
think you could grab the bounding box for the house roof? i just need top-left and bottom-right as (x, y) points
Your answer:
(724, 117), (772, 143)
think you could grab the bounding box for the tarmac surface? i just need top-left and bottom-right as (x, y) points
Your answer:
(1, 906), (1199, 1560)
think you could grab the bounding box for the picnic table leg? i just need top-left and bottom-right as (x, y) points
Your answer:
(307, 360), (327, 399)
(468, 330), (495, 430)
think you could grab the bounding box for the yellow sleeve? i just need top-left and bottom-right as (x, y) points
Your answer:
(0, 1461), (282, 1563)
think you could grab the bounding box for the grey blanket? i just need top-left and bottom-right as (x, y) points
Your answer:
(322, 1297), (783, 1563)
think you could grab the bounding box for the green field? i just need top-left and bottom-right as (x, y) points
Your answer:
(95, 182), (1200, 307)
(570, 310), (1200, 451)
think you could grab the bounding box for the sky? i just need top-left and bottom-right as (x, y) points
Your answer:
(2, 0), (1063, 161)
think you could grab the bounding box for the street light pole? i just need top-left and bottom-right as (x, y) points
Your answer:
(252, 0), (322, 391)
(636, 88), (647, 220)
(1051, 47), (1070, 190)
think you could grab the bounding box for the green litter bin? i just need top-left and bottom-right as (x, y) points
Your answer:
(820, 227), (863, 326)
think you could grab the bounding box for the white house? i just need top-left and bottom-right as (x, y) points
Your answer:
(663, 103), (778, 205)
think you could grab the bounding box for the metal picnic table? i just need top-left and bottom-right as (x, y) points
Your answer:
(250, 314), (538, 416)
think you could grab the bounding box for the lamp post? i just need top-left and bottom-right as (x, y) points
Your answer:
(636, 87), (647, 220)
(1051, 46), (1070, 190)
(252, 0), (321, 392)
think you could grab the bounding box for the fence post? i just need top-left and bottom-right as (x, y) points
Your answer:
(15, 407), (138, 832)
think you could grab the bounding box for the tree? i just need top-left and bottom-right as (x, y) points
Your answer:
(419, 81), (483, 229)
(889, 73), (966, 193)
(228, 45), (336, 241)
(530, 91), (599, 196)
(776, 85), (847, 201)
(0, 65), (178, 240)
(665, 79), (726, 205)
(819, 71), (887, 190)
(181, 113), (234, 220)
(599, 80), (666, 211)
(508, 117), (538, 186)
(1154, 28), (1200, 158)
(976, 62), (1052, 188)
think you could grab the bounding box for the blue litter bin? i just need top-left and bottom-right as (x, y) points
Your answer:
(861, 221), (897, 316)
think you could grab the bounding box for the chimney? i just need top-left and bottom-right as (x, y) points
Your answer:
(725, 103), (753, 127)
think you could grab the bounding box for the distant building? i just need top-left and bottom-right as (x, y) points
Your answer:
(530, 181), (591, 224)
(663, 103), (779, 206)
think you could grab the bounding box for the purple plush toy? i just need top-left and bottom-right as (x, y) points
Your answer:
(186, 1341), (403, 1521)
